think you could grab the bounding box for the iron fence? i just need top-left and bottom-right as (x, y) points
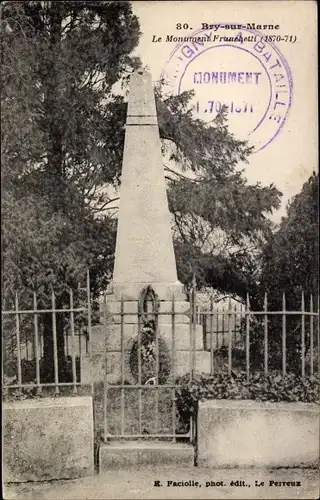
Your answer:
(200, 292), (320, 380)
(2, 270), (319, 441)
(2, 271), (92, 395)
(197, 301), (244, 349)
(103, 286), (319, 442)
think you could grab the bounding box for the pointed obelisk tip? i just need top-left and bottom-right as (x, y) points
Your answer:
(127, 69), (156, 119)
(134, 68), (151, 78)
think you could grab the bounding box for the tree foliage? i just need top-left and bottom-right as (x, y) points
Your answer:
(1, 0), (140, 303)
(247, 172), (319, 372)
(1, 0), (141, 380)
(259, 171), (319, 306)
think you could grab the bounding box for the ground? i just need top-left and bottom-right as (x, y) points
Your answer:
(4, 467), (319, 499)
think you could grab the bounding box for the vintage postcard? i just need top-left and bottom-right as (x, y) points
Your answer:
(2, 1), (319, 499)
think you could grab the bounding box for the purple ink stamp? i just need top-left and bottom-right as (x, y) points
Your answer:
(160, 25), (293, 152)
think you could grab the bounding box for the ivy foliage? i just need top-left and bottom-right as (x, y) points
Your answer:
(175, 371), (320, 427)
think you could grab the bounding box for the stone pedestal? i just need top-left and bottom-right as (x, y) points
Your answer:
(103, 295), (210, 383)
(81, 297), (211, 385)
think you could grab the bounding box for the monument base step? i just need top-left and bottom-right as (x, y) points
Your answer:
(99, 441), (194, 471)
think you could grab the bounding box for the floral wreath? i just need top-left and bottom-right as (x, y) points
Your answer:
(128, 319), (171, 385)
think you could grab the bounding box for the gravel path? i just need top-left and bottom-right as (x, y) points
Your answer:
(4, 467), (319, 500)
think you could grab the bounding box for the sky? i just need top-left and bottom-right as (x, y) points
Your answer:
(130, 0), (317, 221)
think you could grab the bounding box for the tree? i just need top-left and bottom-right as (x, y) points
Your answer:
(1, 0), (140, 380)
(260, 171), (318, 304)
(2, 1), (140, 293)
(249, 172), (319, 372)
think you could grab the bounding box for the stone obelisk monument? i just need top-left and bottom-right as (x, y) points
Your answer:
(111, 70), (183, 300)
(103, 70), (210, 380)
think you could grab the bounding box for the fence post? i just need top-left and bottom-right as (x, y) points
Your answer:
(69, 289), (77, 394)
(317, 295), (320, 376)
(222, 304), (225, 346)
(15, 293), (22, 389)
(155, 294), (160, 434)
(171, 294), (176, 442)
(33, 292), (41, 394)
(103, 293), (108, 443)
(137, 295), (142, 435)
(228, 298), (232, 376)
(86, 269), (92, 356)
(245, 293), (250, 382)
(310, 294), (314, 376)
(120, 296), (125, 435)
(301, 292), (305, 378)
(1, 301), (4, 390)
(282, 293), (286, 376)
(191, 274), (197, 378)
(51, 290), (59, 394)
(264, 293), (268, 376)
(210, 297), (214, 374)
(189, 287), (193, 384)
(233, 302), (237, 344)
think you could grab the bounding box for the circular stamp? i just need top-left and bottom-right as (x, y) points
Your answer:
(160, 25), (293, 152)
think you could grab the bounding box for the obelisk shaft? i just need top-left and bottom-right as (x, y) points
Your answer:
(112, 71), (182, 299)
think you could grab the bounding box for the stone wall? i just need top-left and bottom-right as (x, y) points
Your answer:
(3, 396), (94, 483)
(198, 400), (319, 468)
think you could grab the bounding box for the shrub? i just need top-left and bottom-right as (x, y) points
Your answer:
(175, 371), (320, 428)
(3, 356), (80, 385)
(2, 375), (43, 401)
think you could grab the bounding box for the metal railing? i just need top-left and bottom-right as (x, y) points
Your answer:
(103, 287), (319, 442)
(3, 270), (319, 441)
(200, 292), (320, 381)
(2, 271), (92, 395)
(198, 301), (244, 349)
